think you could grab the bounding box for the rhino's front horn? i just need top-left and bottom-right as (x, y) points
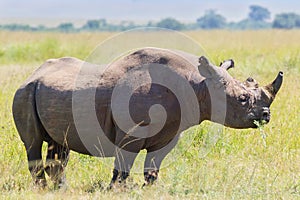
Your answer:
(265, 71), (283, 97)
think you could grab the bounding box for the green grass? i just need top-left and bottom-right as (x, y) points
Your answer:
(0, 30), (299, 199)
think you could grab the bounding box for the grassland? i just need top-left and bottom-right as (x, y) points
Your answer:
(0, 30), (299, 199)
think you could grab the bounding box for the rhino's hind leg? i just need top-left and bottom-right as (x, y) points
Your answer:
(45, 140), (69, 189)
(12, 82), (47, 188)
(26, 140), (47, 188)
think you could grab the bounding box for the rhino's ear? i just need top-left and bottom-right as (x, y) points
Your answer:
(219, 59), (234, 71)
(198, 56), (220, 78)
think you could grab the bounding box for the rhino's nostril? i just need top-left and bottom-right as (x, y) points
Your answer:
(262, 111), (270, 122)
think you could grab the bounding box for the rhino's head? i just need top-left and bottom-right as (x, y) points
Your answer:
(198, 56), (283, 129)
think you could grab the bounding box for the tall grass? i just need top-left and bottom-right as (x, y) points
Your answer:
(0, 30), (299, 199)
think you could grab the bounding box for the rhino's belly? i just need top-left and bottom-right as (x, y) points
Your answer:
(35, 83), (116, 157)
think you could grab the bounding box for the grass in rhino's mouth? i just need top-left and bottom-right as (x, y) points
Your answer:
(254, 120), (267, 147)
(254, 120), (267, 127)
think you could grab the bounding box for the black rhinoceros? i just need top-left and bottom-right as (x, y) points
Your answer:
(12, 47), (283, 188)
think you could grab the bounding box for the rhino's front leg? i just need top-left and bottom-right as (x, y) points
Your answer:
(143, 134), (180, 186)
(108, 127), (145, 189)
(143, 135), (179, 186)
(109, 169), (130, 187)
(143, 152), (162, 187)
(143, 147), (175, 186)
(108, 148), (138, 189)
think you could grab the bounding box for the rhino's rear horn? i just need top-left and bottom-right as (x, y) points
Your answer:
(265, 71), (283, 97)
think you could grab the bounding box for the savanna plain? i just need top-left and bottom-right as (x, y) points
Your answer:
(0, 30), (299, 199)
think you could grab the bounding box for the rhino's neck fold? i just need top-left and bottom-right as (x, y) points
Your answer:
(189, 76), (211, 123)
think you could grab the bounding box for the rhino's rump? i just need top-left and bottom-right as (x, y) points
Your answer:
(34, 58), (115, 155)
(35, 84), (114, 155)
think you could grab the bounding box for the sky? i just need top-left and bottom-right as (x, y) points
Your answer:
(0, 0), (300, 26)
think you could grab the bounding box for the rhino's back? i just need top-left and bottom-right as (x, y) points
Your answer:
(102, 47), (199, 81)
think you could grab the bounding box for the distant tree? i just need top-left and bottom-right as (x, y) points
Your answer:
(272, 13), (300, 29)
(228, 5), (271, 30)
(119, 20), (137, 31)
(36, 25), (47, 31)
(57, 23), (74, 32)
(156, 18), (184, 30)
(83, 20), (100, 30)
(1, 24), (33, 31)
(248, 5), (270, 21)
(147, 21), (156, 27)
(184, 23), (199, 30)
(296, 18), (300, 27)
(82, 19), (108, 31)
(196, 10), (226, 29)
(98, 19), (107, 28)
(229, 19), (271, 30)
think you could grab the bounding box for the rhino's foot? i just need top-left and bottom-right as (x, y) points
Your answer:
(108, 169), (130, 190)
(53, 174), (67, 190)
(33, 178), (47, 189)
(143, 170), (159, 187)
(30, 165), (47, 189)
(45, 160), (66, 190)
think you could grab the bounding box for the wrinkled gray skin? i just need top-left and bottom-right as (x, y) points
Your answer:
(12, 47), (283, 189)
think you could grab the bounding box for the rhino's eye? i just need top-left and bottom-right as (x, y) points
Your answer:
(239, 94), (249, 102)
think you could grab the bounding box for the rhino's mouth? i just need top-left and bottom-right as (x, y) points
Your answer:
(253, 119), (268, 128)
(247, 107), (271, 127)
